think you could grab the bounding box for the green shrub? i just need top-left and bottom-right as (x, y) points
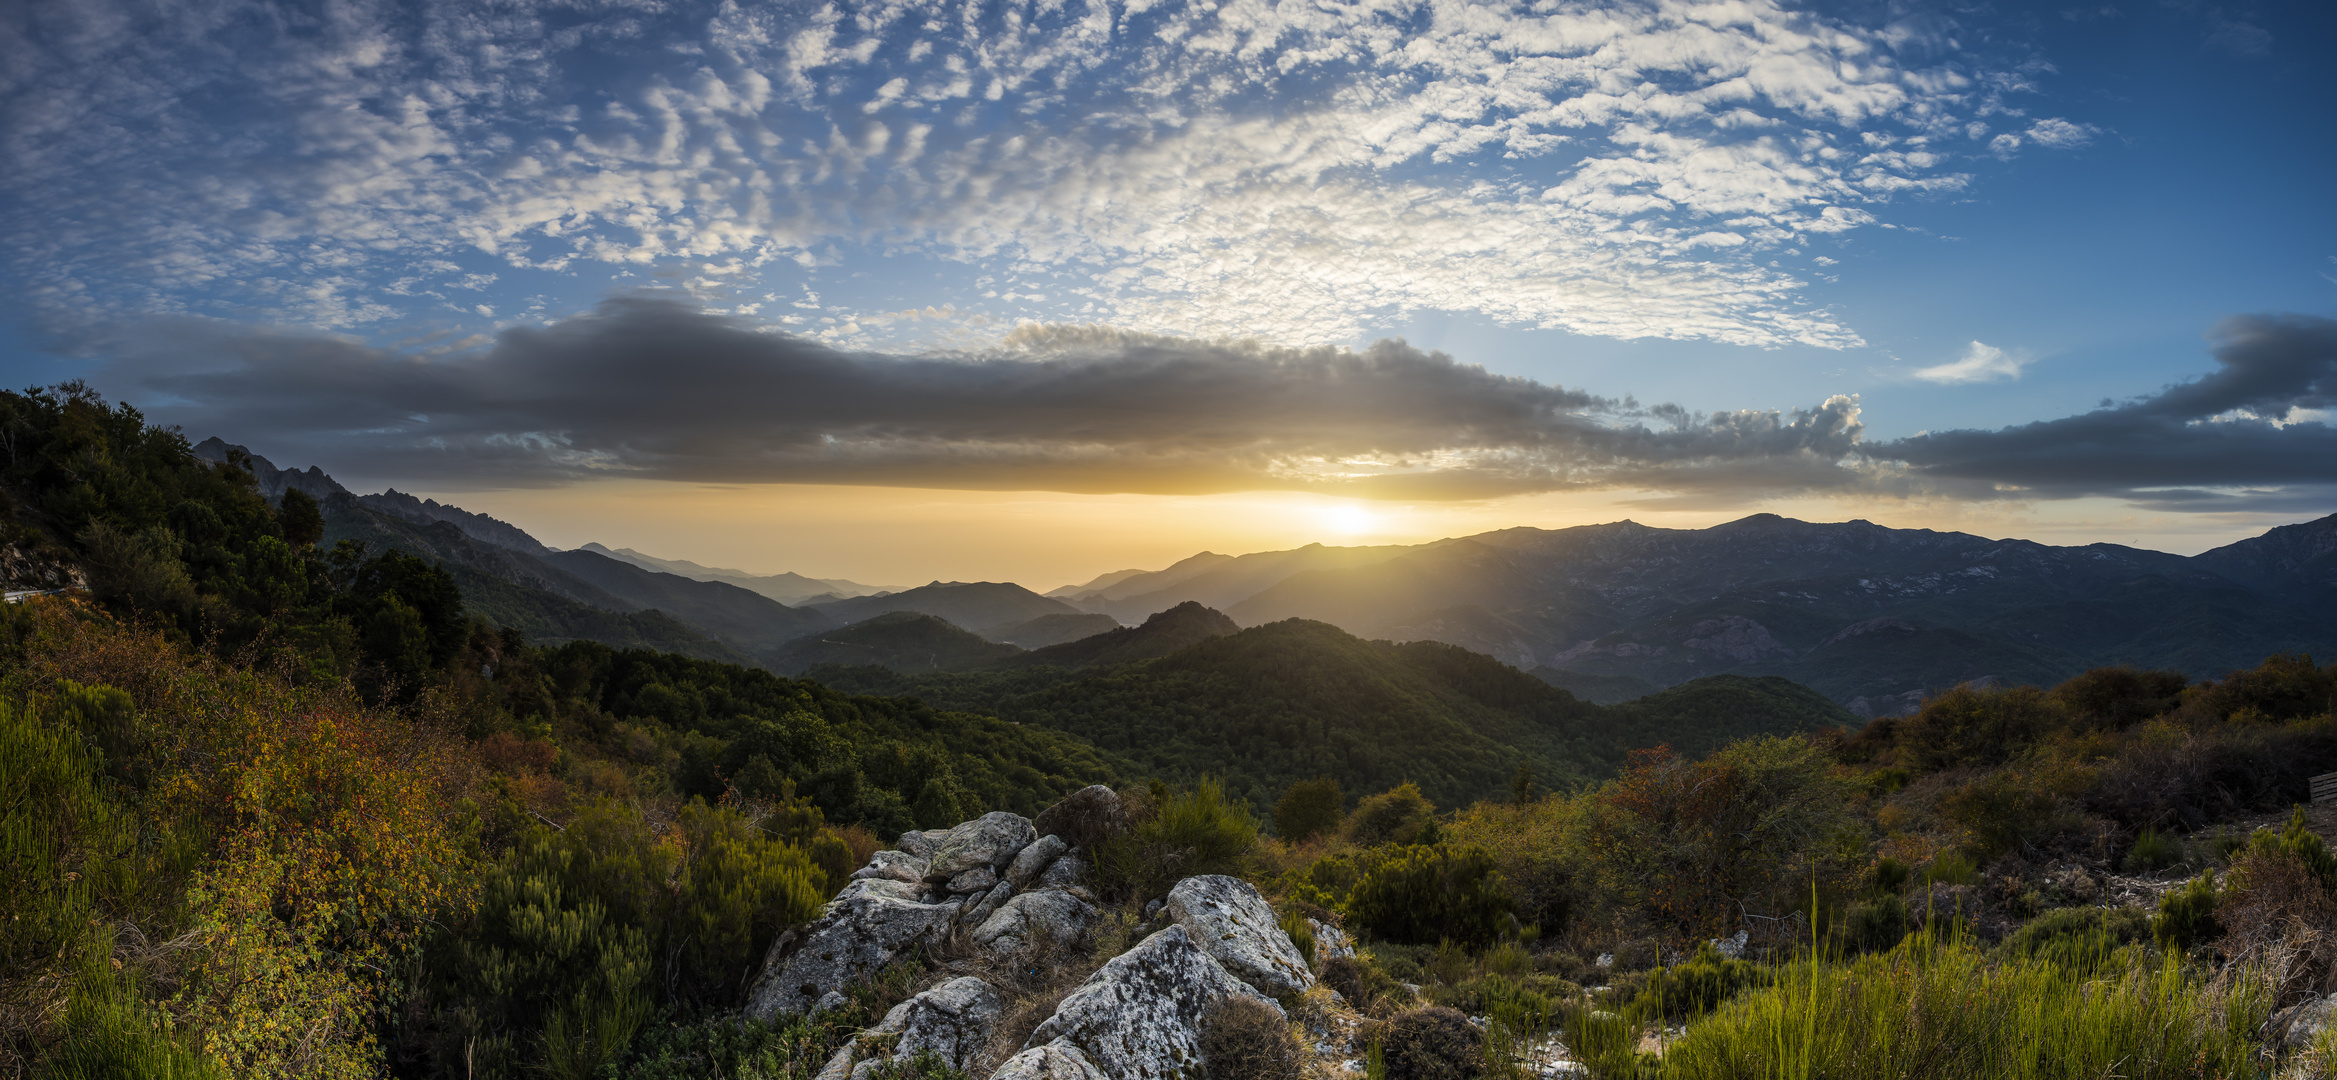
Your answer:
(1347, 782), (1438, 848)
(2247, 809), (2337, 901)
(1278, 906), (1316, 967)
(2001, 906), (2151, 975)
(1844, 894), (1908, 953)
(613, 1012), (837, 1080)
(1927, 851), (1979, 887)
(1095, 778), (1258, 898)
(1380, 1006), (1481, 1080)
(2153, 874), (2219, 952)
(2123, 827), (2183, 873)
(1343, 845), (1513, 946)
(669, 801), (828, 1005)
(1274, 777), (1344, 842)
(1938, 772), (2074, 859)
(1199, 995), (1303, 1080)
(451, 834), (654, 1080)
(1635, 943), (1763, 1020)
(1323, 955), (1406, 1014)
(1868, 856), (1910, 896)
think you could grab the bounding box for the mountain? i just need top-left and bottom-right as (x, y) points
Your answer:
(579, 543), (899, 605)
(769, 612), (1024, 675)
(814, 617), (1865, 813)
(1006, 601), (1241, 670)
(807, 580), (1086, 634)
(1048, 552), (1234, 603)
(1054, 513), (2337, 712)
(981, 612), (1122, 648)
(1044, 566), (1158, 598)
(1530, 668), (1660, 705)
(540, 549), (832, 657)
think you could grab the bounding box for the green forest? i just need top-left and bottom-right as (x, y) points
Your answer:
(5, 384), (2337, 1080)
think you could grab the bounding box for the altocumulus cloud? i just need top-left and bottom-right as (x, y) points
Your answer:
(105, 303), (2337, 508)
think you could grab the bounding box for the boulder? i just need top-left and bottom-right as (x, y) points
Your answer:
(2270, 993), (2335, 1052)
(964, 880), (1013, 926)
(1008, 835), (1070, 889)
(1024, 925), (1279, 1080)
(897, 828), (950, 859)
(1162, 875), (1315, 997)
(834, 878), (925, 904)
(851, 849), (930, 884)
(743, 895), (960, 1021)
(1040, 855), (1089, 889)
(973, 888), (1100, 954)
(928, 812), (1038, 881)
(948, 865), (999, 895)
(1034, 785), (1128, 852)
(813, 976), (1004, 1080)
(992, 1038), (1110, 1080)
(1309, 918), (1356, 964)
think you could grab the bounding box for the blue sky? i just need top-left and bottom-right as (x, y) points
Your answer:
(2, 0), (2332, 576)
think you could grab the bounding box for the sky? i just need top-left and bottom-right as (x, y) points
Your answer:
(2, 0), (2333, 587)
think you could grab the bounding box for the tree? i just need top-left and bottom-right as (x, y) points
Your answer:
(277, 488), (325, 550)
(1274, 777), (1344, 842)
(1345, 782), (1436, 847)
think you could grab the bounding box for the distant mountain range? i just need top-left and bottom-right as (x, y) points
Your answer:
(198, 439), (2337, 714)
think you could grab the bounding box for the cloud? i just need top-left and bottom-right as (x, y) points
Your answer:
(105, 296), (1876, 498)
(1886, 313), (2337, 500)
(1913, 341), (2028, 383)
(3, 0), (2060, 350)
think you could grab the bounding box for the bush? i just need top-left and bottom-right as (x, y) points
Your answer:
(2154, 874), (2219, 953)
(1343, 845), (1514, 946)
(2051, 667), (2188, 731)
(2001, 906), (2150, 975)
(1322, 956), (1405, 1015)
(1347, 782), (1437, 847)
(1843, 894), (1908, 953)
(1636, 943), (1763, 1020)
(1095, 778), (1258, 898)
(613, 1011), (835, 1080)
(1380, 1006), (1482, 1080)
(1937, 771), (2078, 859)
(1274, 777), (1344, 842)
(2123, 827), (2183, 873)
(1897, 684), (2066, 770)
(1278, 906), (1316, 967)
(1199, 995), (1303, 1080)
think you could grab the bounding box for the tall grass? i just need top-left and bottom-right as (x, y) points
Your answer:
(1653, 932), (2271, 1080)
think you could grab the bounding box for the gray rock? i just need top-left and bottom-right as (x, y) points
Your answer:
(851, 849), (930, 884)
(1033, 785), (1128, 852)
(897, 828), (950, 859)
(1009, 835), (1070, 889)
(1024, 925), (1279, 1080)
(814, 976), (1004, 1080)
(992, 1038), (1110, 1080)
(743, 895), (960, 1021)
(1142, 899), (1163, 920)
(834, 878), (925, 904)
(1040, 855), (1089, 889)
(973, 888), (1100, 954)
(2270, 993), (2335, 1051)
(964, 880), (1013, 926)
(1308, 918), (1356, 964)
(948, 865), (999, 895)
(1162, 874), (1315, 997)
(928, 812), (1038, 881)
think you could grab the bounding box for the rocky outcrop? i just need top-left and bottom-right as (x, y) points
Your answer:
(2270, 993), (2335, 1052)
(1162, 875), (1314, 997)
(973, 889), (1101, 954)
(814, 976), (1003, 1080)
(744, 893), (961, 1020)
(1009, 835), (1070, 889)
(992, 1039), (1111, 1080)
(929, 812), (1039, 881)
(1023, 925), (1280, 1080)
(1309, 918), (1356, 964)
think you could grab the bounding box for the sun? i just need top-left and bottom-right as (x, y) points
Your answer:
(1319, 503), (1379, 537)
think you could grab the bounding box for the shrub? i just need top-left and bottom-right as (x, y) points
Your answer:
(2123, 827), (2183, 873)
(1322, 956), (1405, 1015)
(2154, 874), (2220, 953)
(1897, 684), (2066, 770)
(2001, 905), (2151, 975)
(1095, 778), (1258, 898)
(1274, 777), (1344, 842)
(1380, 1006), (1482, 1080)
(1343, 845), (1514, 946)
(1937, 771), (2078, 859)
(1636, 943), (1763, 1021)
(1843, 894), (1908, 953)
(669, 801), (828, 1005)
(612, 1011), (835, 1080)
(2051, 667), (2188, 732)
(1198, 995), (1303, 1080)
(1278, 906), (1316, 967)
(1347, 782), (1438, 847)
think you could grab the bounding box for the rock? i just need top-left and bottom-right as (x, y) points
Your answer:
(974, 889), (1100, 954)
(1142, 899), (1163, 920)
(1034, 785), (1128, 852)
(1009, 835), (1070, 889)
(743, 895), (960, 1021)
(1040, 855), (1089, 889)
(1309, 918), (1356, 963)
(992, 1038), (1110, 1080)
(851, 849), (930, 884)
(948, 865), (999, 895)
(814, 976), (1004, 1080)
(897, 829), (949, 859)
(964, 880), (1013, 926)
(928, 812), (1038, 881)
(1162, 875), (1315, 997)
(1708, 930), (1748, 960)
(1025, 925), (1279, 1080)
(2270, 993), (2335, 1051)
(834, 878), (926, 904)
